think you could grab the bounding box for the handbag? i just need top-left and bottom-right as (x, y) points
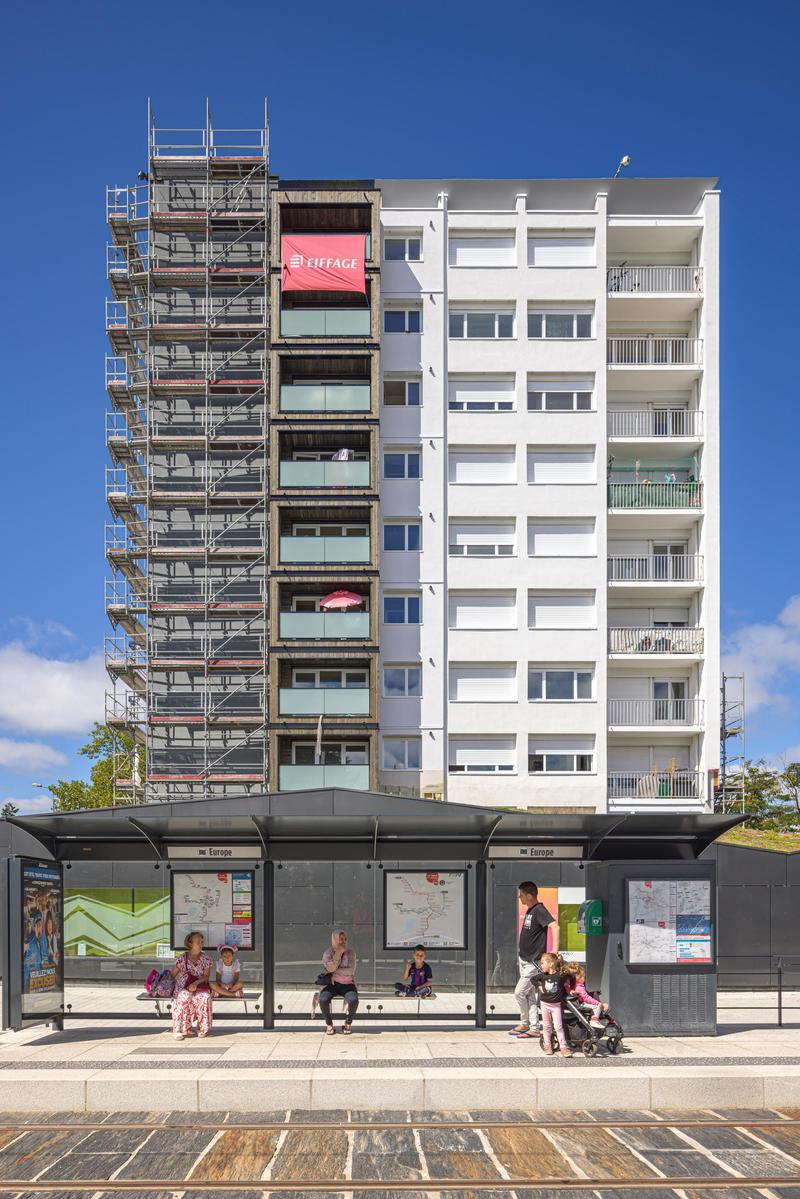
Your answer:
(314, 971), (329, 987)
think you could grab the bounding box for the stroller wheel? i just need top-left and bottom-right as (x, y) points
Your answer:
(581, 1038), (598, 1057)
(607, 1036), (623, 1055)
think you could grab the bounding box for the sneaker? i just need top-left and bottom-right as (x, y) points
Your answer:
(324, 1025), (335, 1035)
(508, 1023), (529, 1035)
(342, 1023), (352, 1035)
(560, 1047), (573, 1058)
(172, 1033), (185, 1041)
(590, 1017), (606, 1029)
(542, 1044), (554, 1055)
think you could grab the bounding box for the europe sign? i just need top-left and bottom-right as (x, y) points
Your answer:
(281, 234), (366, 293)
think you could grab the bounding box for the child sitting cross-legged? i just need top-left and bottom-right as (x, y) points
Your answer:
(211, 944), (244, 998)
(395, 944), (433, 997)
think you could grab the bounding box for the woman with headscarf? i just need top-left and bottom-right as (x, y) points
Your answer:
(319, 928), (358, 1034)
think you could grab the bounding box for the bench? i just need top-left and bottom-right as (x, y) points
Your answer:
(136, 991), (262, 1018)
(311, 987), (437, 1019)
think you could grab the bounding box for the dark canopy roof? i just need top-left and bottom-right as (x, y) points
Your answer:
(1, 789), (744, 863)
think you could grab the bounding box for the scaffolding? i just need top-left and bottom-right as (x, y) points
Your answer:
(717, 673), (746, 814)
(105, 100), (270, 803)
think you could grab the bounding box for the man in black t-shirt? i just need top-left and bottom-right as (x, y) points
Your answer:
(510, 880), (559, 1036)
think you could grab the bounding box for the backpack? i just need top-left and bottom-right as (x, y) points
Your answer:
(146, 968), (175, 998)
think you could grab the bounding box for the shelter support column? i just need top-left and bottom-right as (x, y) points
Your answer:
(474, 859), (487, 1029)
(262, 860), (274, 1030)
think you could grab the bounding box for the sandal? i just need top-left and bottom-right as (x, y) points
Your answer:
(342, 1022), (352, 1035)
(325, 1025), (335, 1035)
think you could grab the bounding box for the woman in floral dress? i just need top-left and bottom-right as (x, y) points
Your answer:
(171, 931), (214, 1040)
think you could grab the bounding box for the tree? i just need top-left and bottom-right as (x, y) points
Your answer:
(733, 759), (800, 829)
(48, 723), (137, 812)
(1, 801), (19, 818)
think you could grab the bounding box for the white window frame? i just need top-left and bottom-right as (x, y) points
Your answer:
(448, 233), (516, 268)
(528, 378), (594, 412)
(383, 449), (421, 481)
(382, 736), (422, 770)
(527, 448), (596, 485)
(383, 593), (422, 625)
(448, 664), (517, 703)
(527, 309), (594, 340)
(449, 521), (516, 558)
(528, 740), (595, 775)
(383, 233), (422, 262)
(383, 521), (421, 552)
(449, 309), (515, 340)
(383, 307), (422, 334)
(448, 448), (516, 485)
(527, 520), (596, 557)
(448, 737), (516, 775)
(382, 664), (422, 698)
(528, 667), (594, 702)
(527, 592), (596, 630)
(383, 377), (421, 407)
(527, 234), (595, 268)
(448, 592), (517, 631)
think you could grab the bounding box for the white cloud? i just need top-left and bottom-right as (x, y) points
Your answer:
(0, 738), (67, 774)
(1, 795), (54, 816)
(0, 642), (105, 734)
(722, 595), (800, 712)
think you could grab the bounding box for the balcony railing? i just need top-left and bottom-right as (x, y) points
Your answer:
(607, 337), (703, 366)
(607, 266), (703, 294)
(279, 460), (370, 488)
(279, 383), (371, 412)
(280, 309), (371, 337)
(608, 698), (704, 726)
(278, 764), (370, 791)
(609, 627), (704, 655)
(608, 770), (704, 801)
(608, 482), (703, 509)
(150, 691), (265, 718)
(279, 536), (371, 564)
(279, 612), (370, 639)
(278, 687), (370, 716)
(608, 555), (704, 583)
(608, 409), (703, 438)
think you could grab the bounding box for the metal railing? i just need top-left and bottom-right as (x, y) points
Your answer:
(607, 265), (703, 294)
(607, 336), (703, 366)
(608, 698), (704, 726)
(607, 554), (704, 583)
(608, 770), (704, 800)
(150, 576), (266, 606)
(609, 627), (704, 654)
(608, 409), (703, 438)
(149, 635), (265, 661)
(106, 183), (148, 222)
(150, 688), (265, 718)
(608, 481), (703, 509)
(104, 634), (146, 668)
(105, 578), (146, 611)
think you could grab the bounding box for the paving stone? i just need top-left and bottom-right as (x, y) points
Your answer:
(417, 1125), (486, 1152)
(707, 1148), (800, 1175)
(349, 1108), (411, 1122)
(483, 1124), (580, 1178)
(72, 1127), (157, 1154)
(197, 1128), (281, 1180)
(0, 1154), (65, 1181)
(352, 1126), (418, 1154)
(350, 1150), (425, 1181)
(223, 1110), (288, 1124)
(268, 1126), (348, 1181)
(746, 1122), (800, 1157)
(610, 1124), (696, 1150)
(637, 1149), (733, 1177)
(35, 1152), (132, 1181)
(97, 1111), (170, 1124)
(112, 1151), (204, 1180)
(285, 1108), (348, 1122)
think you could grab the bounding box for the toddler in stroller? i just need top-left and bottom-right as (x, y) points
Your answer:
(540, 962), (625, 1057)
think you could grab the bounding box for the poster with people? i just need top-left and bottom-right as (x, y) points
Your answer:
(21, 861), (64, 1017)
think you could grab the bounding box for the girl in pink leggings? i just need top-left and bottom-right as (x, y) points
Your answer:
(534, 952), (573, 1058)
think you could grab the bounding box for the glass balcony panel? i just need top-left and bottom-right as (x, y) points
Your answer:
(279, 612), (369, 639)
(280, 383), (371, 412)
(279, 536), (370, 563)
(279, 687), (370, 715)
(279, 460), (370, 488)
(280, 309), (371, 337)
(278, 764), (370, 790)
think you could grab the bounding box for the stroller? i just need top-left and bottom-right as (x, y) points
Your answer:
(539, 991), (624, 1057)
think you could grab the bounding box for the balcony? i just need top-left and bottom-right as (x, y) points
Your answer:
(280, 309), (371, 337)
(608, 770), (704, 802)
(608, 555), (704, 584)
(278, 460), (370, 488)
(608, 482), (703, 509)
(278, 763), (370, 791)
(608, 410), (702, 439)
(280, 383), (370, 413)
(607, 337), (703, 366)
(608, 698), (703, 727)
(609, 627), (704, 655)
(278, 687), (370, 716)
(279, 611), (370, 640)
(279, 536), (370, 564)
(607, 266), (702, 294)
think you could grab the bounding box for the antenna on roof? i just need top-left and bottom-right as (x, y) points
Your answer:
(613, 155), (632, 179)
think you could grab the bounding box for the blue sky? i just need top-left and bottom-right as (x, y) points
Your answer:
(1, 0), (798, 812)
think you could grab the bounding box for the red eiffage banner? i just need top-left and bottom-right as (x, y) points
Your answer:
(281, 234), (366, 293)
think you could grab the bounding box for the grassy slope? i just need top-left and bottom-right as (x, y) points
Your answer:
(719, 826), (800, 853)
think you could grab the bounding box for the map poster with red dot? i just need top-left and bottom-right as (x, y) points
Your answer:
(171, 870), (255, 951)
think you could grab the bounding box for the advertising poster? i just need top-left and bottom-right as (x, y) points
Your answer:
(171, 870), (254, 951)
(21, 861), (64, 1018)
(516, 887), (586, 964)
(628, 878), (713, 965)
(384, 870), (466, 949)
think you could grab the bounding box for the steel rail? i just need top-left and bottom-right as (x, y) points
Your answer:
(0, 1178), (797, 1193)
(2, 1118), (799, 1131)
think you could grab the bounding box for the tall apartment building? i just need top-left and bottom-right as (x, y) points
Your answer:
(105, 104), (719, 814)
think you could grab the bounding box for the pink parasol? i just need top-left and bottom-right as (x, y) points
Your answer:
(320, 590), (364, 611)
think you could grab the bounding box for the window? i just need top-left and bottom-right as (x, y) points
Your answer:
(292, 522), (368, 537)
(448, 378), (515, 412)
(528, 235), (595, 268)
(448, 448), (515, 484)
(384, 234), (421, 262)
(528, 378), (593, 412)
(383, 522), (421, 551)
(449, 521), (515, 557)
(292, 668), (368, 689)
(449, 736), (516, 774)
(528, 310), (592, 339)
(382, 737), (421, 770)
(449, 665), (516, 702)
(383, 593), (421, 624)
(449, 310), (514, 339)
(384, 308), (421, 333)
(383, 449), (421, 480)
(292, 740), (367, 766)
(528, 736), (595, 774)
(448, 592), (516, 630)
(528, 668), (593, 701)
(528, 592), (595, 629)
(528, 521), (595, 556)
(527, 448), (595, 484)
(383, 378), (421, 407)
(449, 235), (515, 267)
(383, 665), (422, 697)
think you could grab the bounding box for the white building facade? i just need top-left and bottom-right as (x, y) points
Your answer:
(377, 178), (720, 813)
